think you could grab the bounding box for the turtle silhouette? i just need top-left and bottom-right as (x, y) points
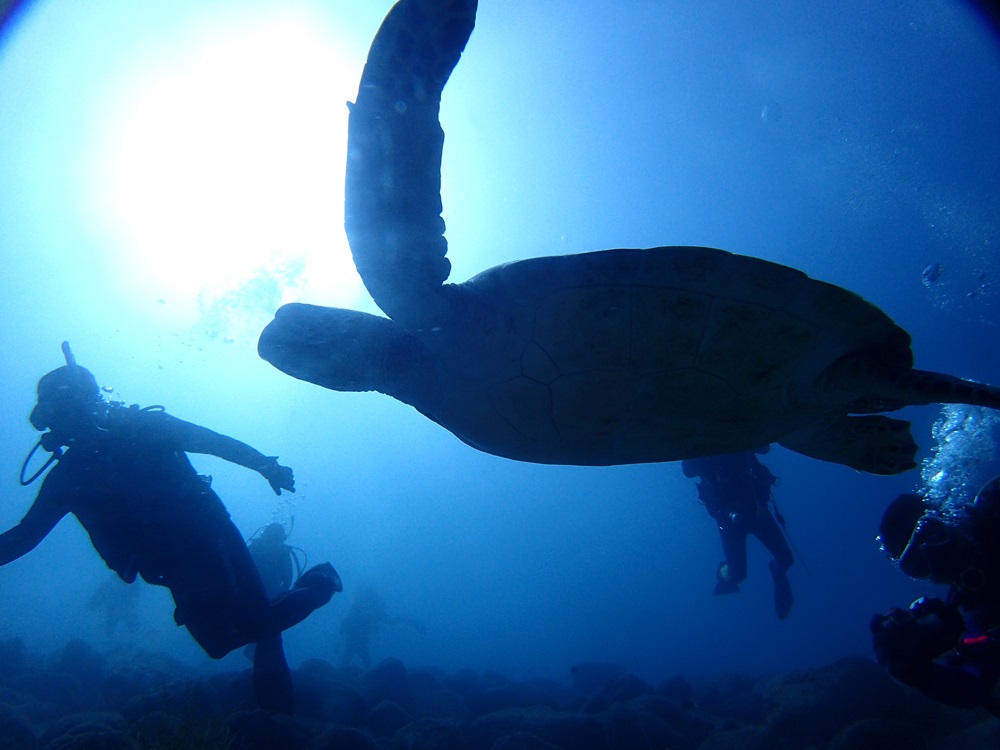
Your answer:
(258, 0), (1000, 475)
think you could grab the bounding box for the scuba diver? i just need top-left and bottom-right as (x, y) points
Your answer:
(4, 343), (342, 714)
(243, 520), (323, 665)
(340, 584), (425, 670)
(248, 521), (306, 600)
(87, 574), (144, 638)
(871, 477), (1000, 715)
(681, 447), (794, 619)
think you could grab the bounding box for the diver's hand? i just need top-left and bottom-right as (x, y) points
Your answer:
(258, 456), (295, 495)
(871, 597), (964, 672)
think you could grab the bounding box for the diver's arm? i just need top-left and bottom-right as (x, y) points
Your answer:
(153, 412), (294, 494)
(0, 493), (67, 566)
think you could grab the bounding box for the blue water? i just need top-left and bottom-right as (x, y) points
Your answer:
(0, 0), (997, 691)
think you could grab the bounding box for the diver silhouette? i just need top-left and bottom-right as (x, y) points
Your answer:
(87, 574), (144, 638)
(340, 585), (425, 670)
(682, 447), (794, 619)
(2, 343), (342, 714)
(248, 521), (307, 600)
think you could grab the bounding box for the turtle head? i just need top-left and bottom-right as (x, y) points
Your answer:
(258, 303), (438, 408)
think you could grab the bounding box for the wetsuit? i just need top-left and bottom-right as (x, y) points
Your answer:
(873, 477), (1000, 713)
(682, 449), (794, 618)
(0, 404), (337, 713)
(249, 524), (298, 600)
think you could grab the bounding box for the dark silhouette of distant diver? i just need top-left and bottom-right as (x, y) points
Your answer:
(872, 477), (1000, 715)
(682, 447), (794, 619)
(247, 520), (316, 600)
(87, 574), (144, 637)
(258, 0), (1000, 477)
(2, 342), (341, 714)
(243, 520), (341, 664)
(340, 585), (425, 670)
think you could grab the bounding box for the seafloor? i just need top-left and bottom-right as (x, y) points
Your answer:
(0, 638), (997, 749)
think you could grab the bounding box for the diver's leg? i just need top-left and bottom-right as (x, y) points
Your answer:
(206, 525), (302, 711)
(753, 513), (794, 618)
(202, 523), (274, 641)
(768, 559), (793, 619)
(755, 512), (793, 573)
(179, 606), (244, 659)
(253, 633), (294, 715)
(206, 523), (339, 643)
(167, 572), (246, 659)
(265, 562), (341, 633)
(714, 524), (747, 594)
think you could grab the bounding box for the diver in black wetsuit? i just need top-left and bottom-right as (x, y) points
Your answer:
(2, 344), (342, 714)
(682, 447), (794, 619)
(872, 477), (1000, 715)
(248, 522), (307, 600)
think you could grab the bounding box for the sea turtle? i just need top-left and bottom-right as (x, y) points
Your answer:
(258, 0), (1000, 475)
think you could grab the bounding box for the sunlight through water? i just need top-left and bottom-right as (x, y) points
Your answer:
(86, 7), (363, 335)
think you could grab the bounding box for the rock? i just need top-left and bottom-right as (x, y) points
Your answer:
(657, 675), (694, 704)
(361, 659), (410, 707)
(490, 731), (561, 750)
(391, 718), (467, 750)
(205, 670), (256, 715)
(0, 638), (28, 682)
(404, 668), (470, 721)
(295, 665), (369, 726)
(580, 693), (612, 716)
(0, 702), (36, 750)
(45, 730), (137, 750)
(625, 695), (714, 749)
(762, 656), (904, 746)
(696, 725), (773, 750)
(12, 671), (85, 717)
(827, 717), (927, 750)
(469, 707), (606, 750)
(570, 663), (626, 696)
(129, 710), (183, 748)
(927, 717), (1000, 750)
(56, 640), (105, 688)
(366, 700), (412, 738)
(39, 711), (127, 743)
(602, 702), (684, 750)
(478, 682), (559, 713)
(307, 725), (380, 750)
(607, 674), (652, 704)
(120, 677), (223, 726)
(225, 708), (312, 750)
(102, 666), (174, 711)
(39, 711), (134, 750)
(698, 672), (765, 725)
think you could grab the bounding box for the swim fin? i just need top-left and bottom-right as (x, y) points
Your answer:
(770, 560), (793, 619)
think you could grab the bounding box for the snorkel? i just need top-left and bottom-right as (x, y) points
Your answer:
(20, 341), (99, 484)
(62, 340), (76, 366)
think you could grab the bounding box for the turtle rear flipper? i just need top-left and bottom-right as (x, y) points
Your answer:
(778, 415), (918, 475)
(824, 357), (1000, 411)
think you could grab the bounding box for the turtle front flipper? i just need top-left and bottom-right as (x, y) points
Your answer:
(258, 303), (442, 410)
(778, 415), (918, 475)
(346, 0), (478, 330)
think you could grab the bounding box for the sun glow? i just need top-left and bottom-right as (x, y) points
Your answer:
(88, 8), (364, 327)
